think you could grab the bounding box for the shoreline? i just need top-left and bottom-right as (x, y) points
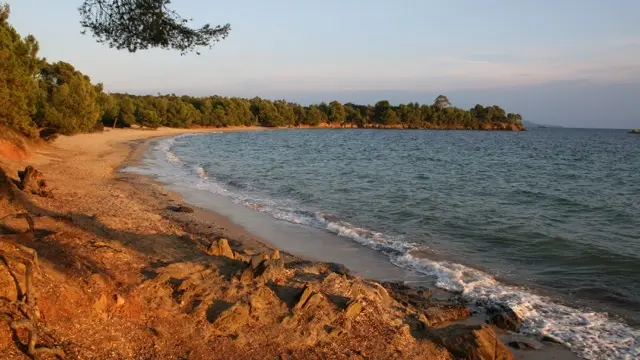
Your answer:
(123, 131), (579, 359)
(0, 128), (578, 359)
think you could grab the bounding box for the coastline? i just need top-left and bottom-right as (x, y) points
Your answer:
(0, 128), (577, 359)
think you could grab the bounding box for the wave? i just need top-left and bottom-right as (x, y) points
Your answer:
(145, 135), (639, 360)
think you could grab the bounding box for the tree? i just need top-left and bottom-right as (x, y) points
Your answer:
(305, 106), (325, 126)
(328, 101), (346, 125)
(433, 95), (451, 110)
(78, 0), (231, 54)
(0, 5), (40, 136)
(36, 61), (101, 135)
(117, 97), (135, 127)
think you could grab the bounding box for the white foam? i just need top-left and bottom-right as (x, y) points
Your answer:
(392, 254), (639, 360)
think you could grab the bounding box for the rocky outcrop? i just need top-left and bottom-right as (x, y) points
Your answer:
(487, 305), (523, 332)
(17, 166), (52, 197)
(207, 238), (234, 258)
(433, 324), (514, 360)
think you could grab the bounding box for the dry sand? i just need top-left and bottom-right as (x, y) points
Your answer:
(0, 127), (577, 359)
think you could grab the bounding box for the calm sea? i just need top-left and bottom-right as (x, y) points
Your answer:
(127, 128), (639, 359)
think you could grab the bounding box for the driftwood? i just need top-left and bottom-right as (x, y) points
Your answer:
(0, 212), (65, 358)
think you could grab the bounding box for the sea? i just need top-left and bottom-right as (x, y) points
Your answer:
(125, 128), (639, 359)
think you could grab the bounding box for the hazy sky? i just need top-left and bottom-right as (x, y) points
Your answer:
(6, 0), (640, 128)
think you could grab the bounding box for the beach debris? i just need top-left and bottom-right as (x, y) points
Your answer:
(432, 324), (514, 360)
(167, 204), (194, 213)
(207, 238), (234, 258)
(487, 305), (523, 332)
(17, 165), (52, 197)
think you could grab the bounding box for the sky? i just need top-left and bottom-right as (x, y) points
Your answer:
(6, 0), (640, 128)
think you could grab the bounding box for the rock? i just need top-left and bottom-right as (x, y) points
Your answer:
(269, 249), (280, 260)
(94, 294), (110, 313)
(233, 251), (251, 263)
(207, 238), (234, 259)
(254, 259), (285, 280)
(249, 286), (280, 313)
(424, 303), (471, 327)
(434, 324), (514, 360)
(508, 341), (538, 350)
(487, 305), (522, 332)
(249, 253), (270, 269)
(114, 294), (126, 307)
(167, 205), (195, 213)
(344, 300), (363, 318)
(294, 285), (314, 310)
(328, 262), (350, 275)
(239, 267), (254, 284)
(17, 165), (52, 197)
(302, 293), (325, 310)
(212, 303), (250, 335)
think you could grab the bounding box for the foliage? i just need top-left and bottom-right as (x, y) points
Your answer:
(78, 0), (231, 54)
(0, 4), (40, 136)
(36, 62), (101, 135)
(101, 93), (524, 131)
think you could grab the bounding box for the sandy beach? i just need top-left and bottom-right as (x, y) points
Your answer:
(0, 128), (576, 359)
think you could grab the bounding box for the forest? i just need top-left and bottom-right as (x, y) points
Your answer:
(1, 5), (524, 138)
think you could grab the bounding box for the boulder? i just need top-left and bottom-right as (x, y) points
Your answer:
(17, 166), (51, 197)
(434, 324), (514, 360)
(487, 305), (523, 332)
(207, 238), (234, 259)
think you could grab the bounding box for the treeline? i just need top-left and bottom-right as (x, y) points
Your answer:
(1, 5), (524, 138)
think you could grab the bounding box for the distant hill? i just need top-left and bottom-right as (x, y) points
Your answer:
(524, 121), (563, 128)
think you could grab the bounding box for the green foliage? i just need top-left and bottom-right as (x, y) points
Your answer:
(78, 0), (231, 54)
(36, 62), (101, 135)
(0, 5), (40, 136)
